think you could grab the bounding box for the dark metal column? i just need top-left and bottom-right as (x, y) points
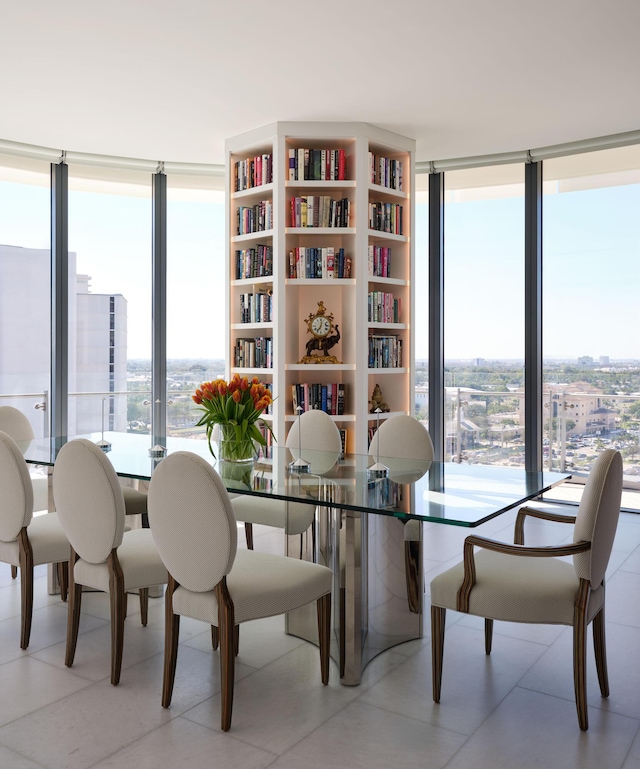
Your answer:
(428, 172), (445, 461)
(50, 160), (68, 438)
(524, 160), (543, 471)
(151, 170), (167, 444)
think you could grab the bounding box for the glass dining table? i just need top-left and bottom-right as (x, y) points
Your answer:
(23, 431), (570, 685)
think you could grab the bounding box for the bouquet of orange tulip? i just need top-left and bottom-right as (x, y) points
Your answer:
(193, 375), (274, 461)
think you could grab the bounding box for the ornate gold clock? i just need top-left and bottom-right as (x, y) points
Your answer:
(299, 300), (342, 364)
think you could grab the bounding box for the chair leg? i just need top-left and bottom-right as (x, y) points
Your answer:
(485, 618), (493, 655)
(139, 588), (149, 626)
(317, 593), (331, 684)
(57, 562), (68, 602)
(108, 551), (126, 686)
(18, 529), (34, 650)
(162, 577), (180, 708)
(404, 539), (421, 614)
(244, 522), (254, 550)
(431, 605), (446, 703)
(593, 605), (609, 698)
(11, 565), (17, 580)
(234, 624), (240, 657)
(66, 549), (82, 668)
(573, 579), (590, 731)
(211, 625), (219, 650)
(216, 579), (236, 731)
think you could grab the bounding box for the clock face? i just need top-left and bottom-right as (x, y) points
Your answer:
(311, 315), (331, 337)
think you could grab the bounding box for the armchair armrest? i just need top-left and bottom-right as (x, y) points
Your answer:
(456, 534), (590, 612)
(514, 505), (577, 545)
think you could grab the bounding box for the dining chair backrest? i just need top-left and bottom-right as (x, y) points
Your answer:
(0, 431), (33, 541)
(0, 406), (35, 444)
(286, 409), (342, 475)
(369, 414), (434, 463)
(148, 451), (237, 592)
(286, 409), (342, 453)
(53, 439), (126, 564)
(572, 448), (622, 588)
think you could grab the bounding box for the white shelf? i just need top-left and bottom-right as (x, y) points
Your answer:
(231, 322), (273, 331)
(367, 322), (408, 330)
(368, 183), (408, 200)
(285, 413), (356, 422)
(231, 229), (274, 243)
(231, 182), (274, 200)
(285, 278), (356, 287)
(231, 276), (273, 287)
(367, 276), (407, 287)
(286, 180), (356, 189)
(367, 367), (408, 375)
(285, 227), (356, 236)
(286, 363), (356, 372)
(229, 367), (274, 376)
(367, 229), (408, 243)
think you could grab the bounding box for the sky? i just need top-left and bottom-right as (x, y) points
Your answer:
(1, 171), (639, 361)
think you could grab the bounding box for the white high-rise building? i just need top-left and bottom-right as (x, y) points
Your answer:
(0, 244), (127, 436)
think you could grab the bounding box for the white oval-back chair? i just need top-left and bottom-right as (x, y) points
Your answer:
(231, 408), (342, 549)
(0, 430), (69, 648)
(148, 450), (332, 731)
(53, 439), (168, 685)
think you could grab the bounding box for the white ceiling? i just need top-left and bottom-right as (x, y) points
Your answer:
(2, 0), (640, 166)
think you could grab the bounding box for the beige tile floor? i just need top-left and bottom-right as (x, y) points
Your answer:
(0, 511), (639, 768)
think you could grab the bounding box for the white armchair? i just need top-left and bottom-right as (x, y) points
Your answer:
(430, 448), (623, 730)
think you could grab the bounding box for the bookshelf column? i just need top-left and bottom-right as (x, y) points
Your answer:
(225, 122), (415, 455)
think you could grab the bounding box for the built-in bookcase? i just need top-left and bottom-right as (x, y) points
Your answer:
(225, 123), (415, 455)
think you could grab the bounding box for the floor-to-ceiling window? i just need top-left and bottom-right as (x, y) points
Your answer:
(67, 166), (152, 436)
(414, 184), (429, 424)
(166, 176), (225, 439)
(0, 155), (51, 437)
(444, 165), (525, 465)
(543, 145), (640, 507)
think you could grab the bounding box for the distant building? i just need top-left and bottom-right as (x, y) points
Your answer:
(472, 358), (484, 367)
(513, 381), (616, 435)
(577, 356), (594, 366)
(600, 356), (610, 366)
(0, 245), (127, 436)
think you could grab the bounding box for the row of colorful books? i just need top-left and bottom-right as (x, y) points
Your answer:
(368, 152), (404, 191)
(289, 196), (350, 228)
(233, 153), (273, 192)
(368, 334), (403, 368)
(233, 337), (273, 369)
(236, 201), (273, 235)
(288, 247), (351, 280)
(369, 202), (403, 235)
(368, 292), (401, 324)
(288, 148), (347, 181)
(239, 291), (273, 324)
(291, 382), (346, 415)
(234, 245), (273, 279)
(368, 245), (393, 278)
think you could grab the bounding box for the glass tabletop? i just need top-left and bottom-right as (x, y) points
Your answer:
(21, 432), (570, 527)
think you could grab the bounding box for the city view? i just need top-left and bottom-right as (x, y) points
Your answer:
(116, 356), (640, 486)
